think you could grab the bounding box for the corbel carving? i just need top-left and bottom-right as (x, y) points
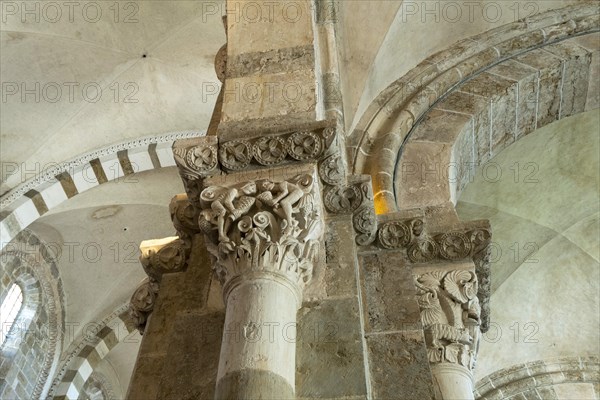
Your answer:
(415, 269), (481, 370)
(197, 167), (324, 302)
(128, 278), (159, 335)
(320, 166), (377, 245)
(128, 237), (191, 333)
(170, 194), (201, 245)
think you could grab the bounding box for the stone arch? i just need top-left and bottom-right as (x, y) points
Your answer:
(49, 303), (137, 400)
(348, 3), (599, 213)
(475, 356), (599, 399)
(0, 229), (65, 399)
(78, 371), (117, 400)
(0, 130), (204, 251)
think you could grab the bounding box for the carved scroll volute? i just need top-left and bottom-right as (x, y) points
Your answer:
(198, 166), (324, 303)
(415, 269), (481, 371)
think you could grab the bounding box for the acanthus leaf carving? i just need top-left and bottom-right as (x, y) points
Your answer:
(199, 170), (323, 301)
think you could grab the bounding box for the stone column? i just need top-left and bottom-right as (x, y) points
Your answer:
(196, 165), (323, 399)
(413, 265), (482, 400)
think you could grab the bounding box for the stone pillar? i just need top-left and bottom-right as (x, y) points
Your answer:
(413, 265), (481, 400)
(196, 165), (324, 399)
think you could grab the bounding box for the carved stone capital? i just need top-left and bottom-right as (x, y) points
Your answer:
(375, 216), (492, 332)
(198, 165), (324, 305)
(129, 236), (191, 333)
(414, 268), (481, 372)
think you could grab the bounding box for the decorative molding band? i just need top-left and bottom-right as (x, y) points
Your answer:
(0, 131), (205, 252)
(373, 216), (492, 332)
(475, 356), (599, 400)
(350, 3), (600, 212)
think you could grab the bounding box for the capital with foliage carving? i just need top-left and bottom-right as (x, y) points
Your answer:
(198, 165), (324, 305)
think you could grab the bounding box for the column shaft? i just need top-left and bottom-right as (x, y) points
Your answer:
(216, 277), (297, 399)
(431, 364), (475, 400)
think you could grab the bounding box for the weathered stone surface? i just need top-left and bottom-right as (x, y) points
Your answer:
(366, 331), (435, 400)
(411, 108), (471, 144)
(516, 49), (564, 128)
(396, 141), (452, 208)
(489, 83), (517, 158)
(451, 120), (475, 200)
(585, 49), (600, 111)
(128, 234), (215, 395)
(158, 312), (224, 400)
(296, 298), (367, 399)
(323, 216), (358, 298)
(216, 369), (294, 400)
(227, 45), (315, 78)
(359, 252), (421, 333)
(544, 42), (592, 118)
(488, 60), (539, 138)
(127, 355), (165, 400)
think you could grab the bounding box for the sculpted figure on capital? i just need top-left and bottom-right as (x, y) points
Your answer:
(196, 174), (321, 287)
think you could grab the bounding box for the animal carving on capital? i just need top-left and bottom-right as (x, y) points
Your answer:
(415, 270), (481, 370)
(197, 174), (322, 286)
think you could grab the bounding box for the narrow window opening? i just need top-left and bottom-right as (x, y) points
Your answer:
(1, 284), (23, 346)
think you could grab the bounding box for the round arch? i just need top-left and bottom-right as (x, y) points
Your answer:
(348, 3), (599, 213)
(475, 356), (599, 399)
(0, 130), (204, 252)
(48, 302), (137, 399)
(0, 229), (65, 399)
